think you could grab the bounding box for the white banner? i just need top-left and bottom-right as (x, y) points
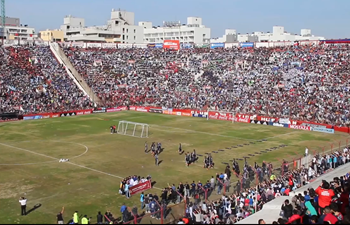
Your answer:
(118, 43), (133, 48)
(133, 43), (148, 48)
(101, 43), (117, 48)
(86, 43), (102, 48)
(279, 118), (290, 124)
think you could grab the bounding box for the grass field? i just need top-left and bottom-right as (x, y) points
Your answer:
(0, 111), (348, 224)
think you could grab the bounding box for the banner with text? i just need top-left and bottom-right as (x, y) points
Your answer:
(129, 180), (152, 196)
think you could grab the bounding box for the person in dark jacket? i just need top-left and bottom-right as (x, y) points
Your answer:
(97, 211), (103, 224)
(281, 199), (293, 219)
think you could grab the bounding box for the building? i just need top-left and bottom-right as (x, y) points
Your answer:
(0, 17), (35, 41)
(211, 26), (325, 43)
(210, 29), (237, 43)
(140, 17), (211, 44)
(59, 9), (143, 43)
(39, 29), (65, 42)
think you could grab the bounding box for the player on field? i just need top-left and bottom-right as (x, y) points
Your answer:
(144, 141), (148, 153)
(110, 125), (116, 134)
(178, 143), (183, 154)
(185, 152), (190, 167)
(151, 142), (156, 155)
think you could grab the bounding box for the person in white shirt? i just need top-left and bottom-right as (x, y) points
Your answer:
(19, 197), (27, 216)
(305, 148), (309, 156)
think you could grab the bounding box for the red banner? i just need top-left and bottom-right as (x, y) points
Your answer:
(0, 118), (19, 123)
(208, 111), (233, 121)
(235, 114), (250, 123)
(106, 106), (127, 113)
(163, 40), (180, 50)
(256, 115), (279, 123)
(24, 109), (93, 118)
(164, 109), (192, 117)
(129, 180), (152, 196)
(288, 125), (312, 131)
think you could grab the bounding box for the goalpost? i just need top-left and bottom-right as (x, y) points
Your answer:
(117, 120), (149, 138)
(207, 110), (236, 123)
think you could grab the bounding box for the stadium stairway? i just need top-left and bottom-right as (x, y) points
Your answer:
(49, 42), (103, 107)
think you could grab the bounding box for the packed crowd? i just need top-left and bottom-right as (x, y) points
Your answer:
(269, 170), (350, 224)
(0, 46), (93, 115)
(117, 148), (349, 224)
(63, 44), (350, 126)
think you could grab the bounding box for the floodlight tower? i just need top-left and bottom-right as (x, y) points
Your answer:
(1, 0), (5, 45)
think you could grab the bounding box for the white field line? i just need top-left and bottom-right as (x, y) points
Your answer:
(0, 142), (89, 166)
(0, 142), (163, 190)
(149, 124), (299, 142)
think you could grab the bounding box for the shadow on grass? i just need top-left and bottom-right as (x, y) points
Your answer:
(26, 203), (42, 216)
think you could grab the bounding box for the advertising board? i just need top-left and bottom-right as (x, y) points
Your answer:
(155, 43), (163, 48)
(313, 127), (334, 134)
(163, 40), (180, 50)
(240, 42), (254, 48)
(288, 125), (312, 131)
(210, 43), (225, 49)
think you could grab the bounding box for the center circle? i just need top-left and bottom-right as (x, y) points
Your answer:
(0, 141), (89, 166)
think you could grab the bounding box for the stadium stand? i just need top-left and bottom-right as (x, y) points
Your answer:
(0, 45), (93, 114)
(62, 44), (350, 126)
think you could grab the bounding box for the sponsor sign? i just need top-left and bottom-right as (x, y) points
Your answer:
(155, 43), (163, 48)
(210, 43), (225, 49)
(225, 43), (239, 48)
(133, 43), (148, 49)
(257, 116), (278, 122)
(93, 108), (106, 113)
(118, 43), (133, 49)
(250, 120), (268, 125)
(52, 114), (60, 118)
(133, 106), (152, 112)
(0, 118), (19, 123)
(234, 116), (250, 123)
(163, 40), (180, 50)
(240, 42), (254, 48)
(313, 127), (334, 134)
(147, 43), (156, 48)
(24, 115), (42, 120)
(86, 43), (102, 48)
(300, 123), (326, 129)
(149, 108), (163, 114)
(60, 112), (77, 117)
(288, 125), (312, 131)
(279, 118), (290, 124)
(101, 43), (117, 48)
(269, 122), (285, 127)
(129, 180), (152, 196)
(106, 107), (127, 113)
(191, 110), (208, 118)
(208, 111), (233, 121)
(181, 43), (193, 49)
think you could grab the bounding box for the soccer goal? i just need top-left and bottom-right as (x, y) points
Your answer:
(117, 120), (149, 138)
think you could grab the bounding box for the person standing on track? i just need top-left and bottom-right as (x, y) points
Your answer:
(57, 207), (64, 224)
(19, 197), (27, 216)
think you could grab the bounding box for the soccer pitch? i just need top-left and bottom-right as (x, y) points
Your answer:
(0, 111), (347, 224)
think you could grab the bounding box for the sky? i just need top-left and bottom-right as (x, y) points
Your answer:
(6, 0), (350, 39)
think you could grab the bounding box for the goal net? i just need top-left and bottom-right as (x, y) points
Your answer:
(207, 110), (235, 123)
(117, 120), (149, 138)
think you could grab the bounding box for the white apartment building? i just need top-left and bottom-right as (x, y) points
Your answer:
(211, 26), (325, 43)
(0, 17), (35, 41)
(60, 9), (143, 43)
(140, 17), (211, 44)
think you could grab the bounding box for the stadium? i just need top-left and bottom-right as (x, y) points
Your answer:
(1, 2), (350, 225)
